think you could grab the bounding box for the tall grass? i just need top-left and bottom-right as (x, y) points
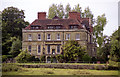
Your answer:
(2, 63), (21, 72)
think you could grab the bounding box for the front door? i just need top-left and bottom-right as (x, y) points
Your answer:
(52, 49), (55, 54)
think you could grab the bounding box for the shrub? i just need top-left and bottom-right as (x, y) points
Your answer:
(2, 63), (21, 72)
(2, 55), (12, 62)
(91, 57), (97, 63)
(51, 57), (53, 63)
(15, 50), (40, 63)
(82, 54), (91, 62)
(40, 55), (46, 62)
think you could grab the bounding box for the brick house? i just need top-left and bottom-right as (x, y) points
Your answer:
(22, 12), (96, 62)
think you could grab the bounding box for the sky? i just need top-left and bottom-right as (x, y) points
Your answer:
(0, 0), (119, 36)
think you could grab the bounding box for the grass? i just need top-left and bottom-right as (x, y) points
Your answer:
(2, 63), (119, 75)
(13, 63), (106, 66)
(3, 68), (118, 75)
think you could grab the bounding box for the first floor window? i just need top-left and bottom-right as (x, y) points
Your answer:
(57, 45), (60, 53)
(28, 45), (31, 52)
(38, 45), (41, 53)
(66, 34), (70, 40)
(38, 34), (41, 40)
(57, 34), (60, 40)
(47, 45), (50, 54)
(76, 34), (80, 40)
(47, 34), (51, 40)
(28, 34), (32, 41)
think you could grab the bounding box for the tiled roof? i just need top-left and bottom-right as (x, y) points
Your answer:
(25, 12), (92, 32)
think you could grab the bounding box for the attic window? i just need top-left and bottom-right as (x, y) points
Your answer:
(31, 25), (40, 29)
(47, 25), (61, 29)
(56, 26), (61, 29)
(47, 26), (54, 29)
(69, 25), (78, 29)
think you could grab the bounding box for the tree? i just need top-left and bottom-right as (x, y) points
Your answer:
(57, 4), (64, 18)
(72, 4), (82, 13)
(2, 6), (29, 55)
(93, 14), (107, 54)
(0, 11), (2, 55)
(65, 3), (71, 18)
(98, 35), (111, 62)
(82, 7), (94, 25)
(110, 27), (120, 62)
(9, 38), (22, 57)
(48, 4), (64, 19)
(61, 40), (85, 62)
(48, 4), (58, 19)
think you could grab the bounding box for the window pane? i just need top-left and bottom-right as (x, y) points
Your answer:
(47, 45), (50, 54)
(38, 34), (41, 40)
(47, 34), (51, 40)
(66, 34), (70, 40)
(76, 34), (80, 40)
(28, 34), (32, 41)
(56, 26), (61, 29)
(57, 45), (60, 53)
(28, 45), (31, 52)
(57, 34), (60, 40)
(38, 45), (41, 53)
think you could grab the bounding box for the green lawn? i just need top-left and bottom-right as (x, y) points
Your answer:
(13, 63), (106, 65)
(3, 68), (118, 75)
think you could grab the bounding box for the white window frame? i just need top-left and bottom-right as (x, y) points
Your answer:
(76, 34), (80, 40)
(47, 34), (51, 40)
(28, 34), (32, 41)
(38, 34), (41, 41)
(66, 34), (70, 40)
(57, 34), (60, 40)
(38, 45), (41, 53)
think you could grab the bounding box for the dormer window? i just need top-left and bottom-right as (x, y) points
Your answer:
(56, 26), (61, 29)
(31, 25), (40, 29)
(70, 25), (78, 29)
(47, 26), (54, 29)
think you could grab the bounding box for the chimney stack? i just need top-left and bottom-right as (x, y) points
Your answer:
(38, 12), (46, 19)
(69, 12), (81, 20)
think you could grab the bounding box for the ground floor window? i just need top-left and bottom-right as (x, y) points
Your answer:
(57, 45), (60, 54)
(47, 45), (50, 54)
(38, 45), (41, 53)
(28, 45), (31, 52)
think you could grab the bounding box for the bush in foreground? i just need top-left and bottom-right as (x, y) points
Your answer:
(2, 55), (13, 62)
(15, 50), (40, 63)
(2, 63), (21, 72)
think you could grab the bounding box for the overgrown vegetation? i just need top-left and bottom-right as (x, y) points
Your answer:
(56, 40), (86, 63)
(15, 50), (40, 63)
(2, 63), (21, 72)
